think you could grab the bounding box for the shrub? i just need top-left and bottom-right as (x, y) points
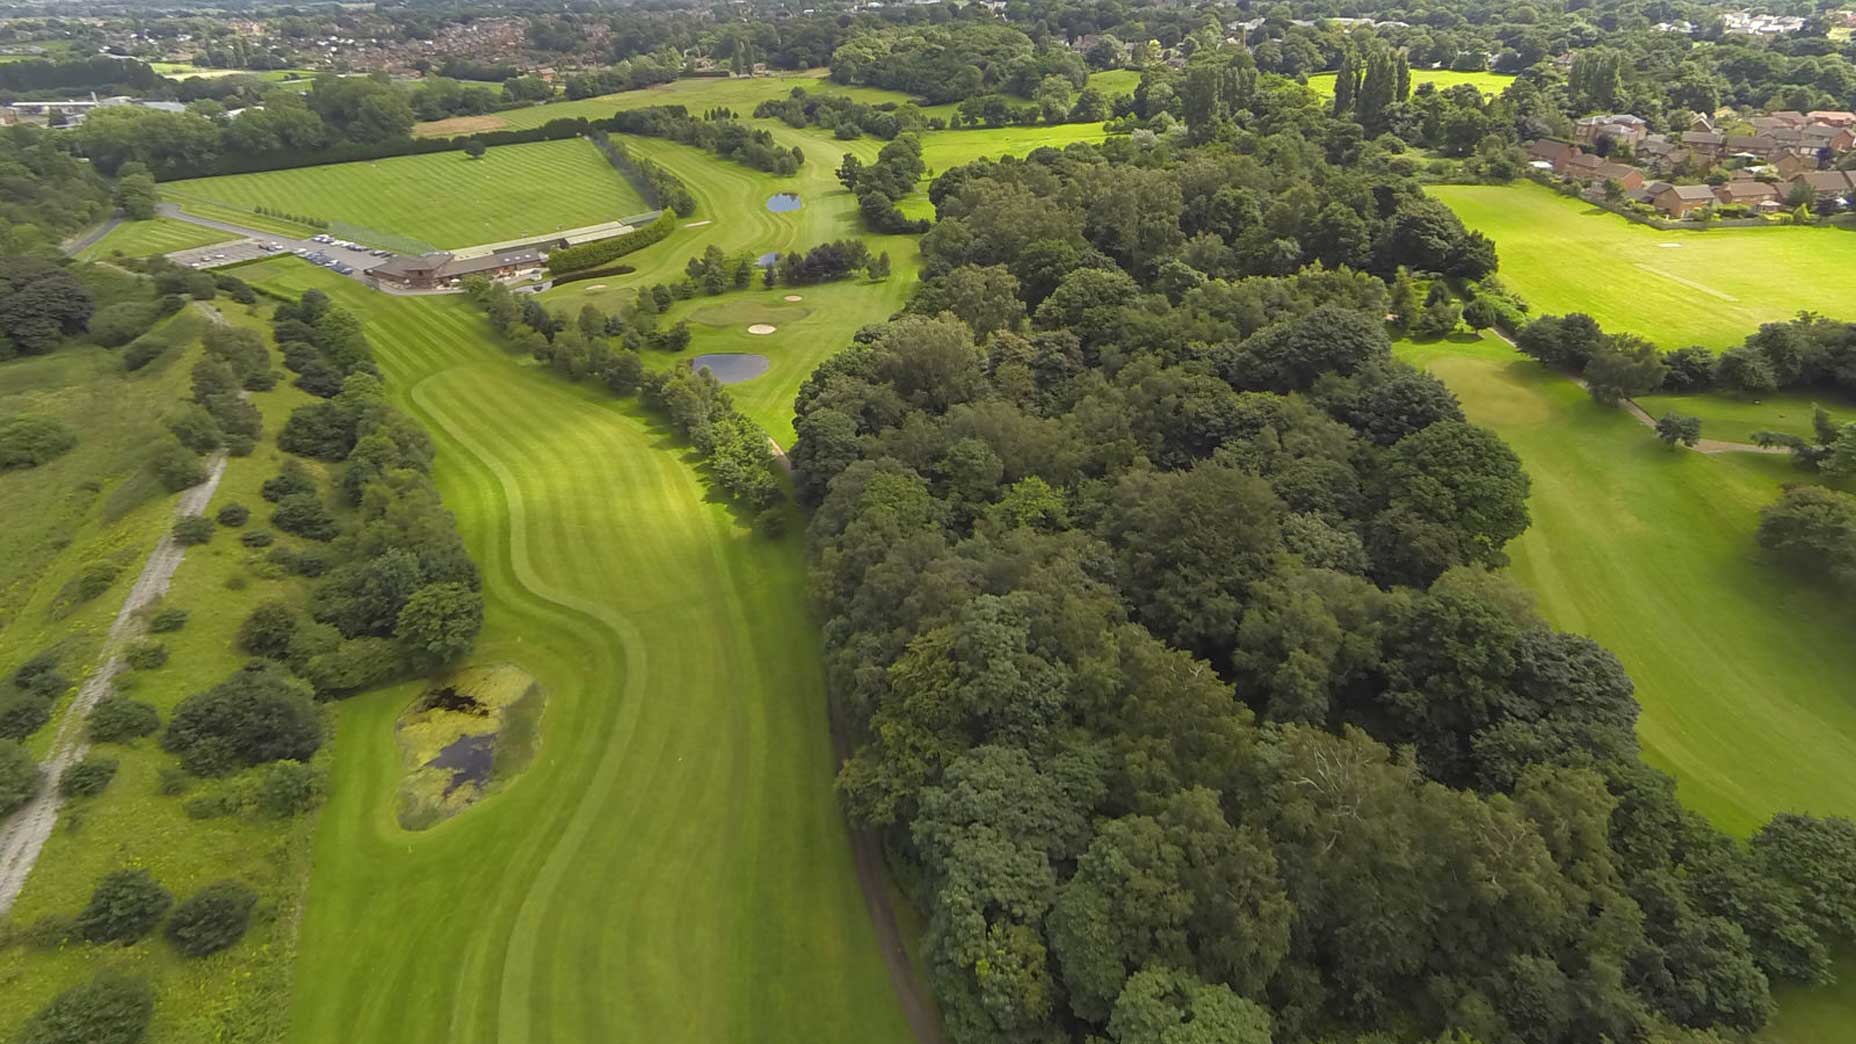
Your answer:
(75, 561), (120, 602)
(75, 868), (172, 944)
(261, 461), (317, 503)
(238, 601), (298, 658)
(240, 529), (275, 548)
(123, 640), (167, 671)
(0, 416), (78, 472)
(224, 433), (255, 457)
(121, 336), (171, 371)
(172, 514), (214, 545)
(88, 697), (160, 743)
(271, 492), (338, 541)
(255, 760), (322, 817)
(151, 440), (206, 492)
(162, 664), (322, 776)
(59, 757), (118, 798)
(216, 502), (250, 526)
(0, 696), (53, 740)
(147, 607), (189, 633)
(88, 301), (160, 347)
(16, 970), (153, 1044)
(166, 880), (258, 957)
(0, 739), (41, 816)
(164, 406), (222, 453)
(156, 765), (190, 795)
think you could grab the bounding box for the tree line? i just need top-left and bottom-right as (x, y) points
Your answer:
(607, 105), (805, 176)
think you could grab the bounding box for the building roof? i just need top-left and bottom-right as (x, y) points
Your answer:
(1595, 161), (1642, 181)
(369, 252), (451, 278)
(1660, 184), (1717, 201)
(1681, 131), (1725, 146)
(1791, 170), (1855, 193)
(1715, 180), (1779, 200)
(443, 248), (544, 277)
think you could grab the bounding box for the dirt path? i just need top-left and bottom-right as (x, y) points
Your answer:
(0, 304), (234, 916)
(1483, 329), (1787, 455)
(825, 697), (947, 1044)
(766, 436), (793, 475)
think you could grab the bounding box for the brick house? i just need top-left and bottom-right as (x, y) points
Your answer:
(1654, 183), (1716, 217)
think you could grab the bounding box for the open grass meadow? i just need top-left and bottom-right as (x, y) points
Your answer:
(1399, 332), (1856, 1037)
(77, 217), (239, 260)
(1304, 67), (1514, 98)
(163, 138), (647, 250)
(0, 300), (332, 1042)
(1432, 181), (1856, 348)
(1635, 387), (1855, 443)
(1398, 334), (1856, 837)
(227, 263), (910, 1044)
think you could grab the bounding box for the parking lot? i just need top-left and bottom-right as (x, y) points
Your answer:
(169, 238), (271, 269)
(161, 223), (407, 291)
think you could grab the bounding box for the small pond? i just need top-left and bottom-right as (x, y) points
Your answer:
(689, 353), (771, 384)
(766, 193), (803, 213)
(429, 733), (495, 795)
(756, 251), (779, 268)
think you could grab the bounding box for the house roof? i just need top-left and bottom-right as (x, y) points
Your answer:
(1681, 131), (1725, 146)
(1660, 184), (1716, 201)
(1715, 180), (1779, 200)
(369, 252), (451, 278)
(1791, 170), (1855, 192)
(1596, 161), (1642, 181)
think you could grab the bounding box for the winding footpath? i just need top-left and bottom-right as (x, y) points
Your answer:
(0, 304), (234, 914)
(1483, 329), (1787, 455)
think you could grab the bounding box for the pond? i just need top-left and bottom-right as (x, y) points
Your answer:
(689, 353), (771, 384)
(756, 251), (779, 268)
(429, 733), (496, 795)
(766, 193), (802, 213)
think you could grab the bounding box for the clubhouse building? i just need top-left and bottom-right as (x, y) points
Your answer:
(367, 247), (544, 291)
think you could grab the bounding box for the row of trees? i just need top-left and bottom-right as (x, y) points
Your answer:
(607, 105), (805, 176)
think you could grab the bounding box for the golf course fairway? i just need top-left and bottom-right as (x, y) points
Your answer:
(272, 269), (910, 1044)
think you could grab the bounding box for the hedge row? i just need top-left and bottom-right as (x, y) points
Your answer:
(546, 212), (677, 275)
(152, 118), (594, 181)
(549, 263), (638, 287)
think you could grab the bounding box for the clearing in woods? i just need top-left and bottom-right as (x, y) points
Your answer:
(234, 266), (911, 1044)
(1430, 181), (1856, 347)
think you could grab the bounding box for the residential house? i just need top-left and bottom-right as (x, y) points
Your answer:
(1594, 161), (1645, 190)
(1787, 169), (1856, 204)
(1724, 134), (1777, 160)
(1775, 152), (1816, 178)
(1807, 110), (1856, 128)
(1525, 139), (1576, 167)
(1680, 131), (1726, 161)
(1654, 183), (1716, 217)
(1713, 179), (1781, 208)
(1575, 113), (1649, 148)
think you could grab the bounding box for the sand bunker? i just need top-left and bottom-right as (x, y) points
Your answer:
(584, 284), (607, 291)
(747, 324), (777, 335)
(783, 294), (802, 302)
(683, 220), (713, 228)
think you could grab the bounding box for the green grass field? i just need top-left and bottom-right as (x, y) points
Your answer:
(1432, 181), (1856, 348)
(164, 139), (647, 250)
(1305, 68), (1515, 98)
(1635, 387), (1855, 443)
(1400, 332), (1856, 1038)
(1399, 334), (1856, 837)
(228, 263), (909, 1044)
(77, 218), (238, 260)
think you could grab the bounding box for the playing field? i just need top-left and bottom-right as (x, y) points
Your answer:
(76, 217), (238, 260)
(1432, 181), (1856, 348)
(163, 138), (648, 250)
(1304, 68), (1514, 97)
(224, 264), (910, 1044)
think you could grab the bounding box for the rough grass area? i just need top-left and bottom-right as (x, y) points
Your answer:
(163, 138), (647, 250)
(687, 300), (811, 327)
(1432, 181), (1856, 347)
(77, 218), (239, 260)
(0, 299), (330, 1043)
(394, 663), (542, 830)
(1304, 68), (1514, 97)
(237, 268), (910, 1044)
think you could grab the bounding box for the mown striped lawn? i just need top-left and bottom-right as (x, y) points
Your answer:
(76, 218), (239, 260)
(233, 263), (910, 1044)
(164, 138), (647, 250)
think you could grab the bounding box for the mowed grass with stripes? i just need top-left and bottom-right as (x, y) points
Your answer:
(162, 138), (648, 249)
(226, 262), (910, 1044)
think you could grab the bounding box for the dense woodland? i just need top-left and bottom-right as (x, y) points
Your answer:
(789, 56), (1856, 1044)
